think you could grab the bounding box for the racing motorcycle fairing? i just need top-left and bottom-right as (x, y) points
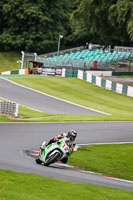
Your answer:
(36, 137), (72, 166)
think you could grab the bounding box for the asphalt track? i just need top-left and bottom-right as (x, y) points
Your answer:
(0, 77), (133, 191)
(0, 78), (105, 115)
(0, 122), (133, 191)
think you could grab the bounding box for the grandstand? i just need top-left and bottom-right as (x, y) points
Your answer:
(34, 45), (133, 71)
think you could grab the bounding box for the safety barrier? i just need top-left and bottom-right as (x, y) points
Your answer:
(78, 70), (133, 97)
(1, 67), (133, 97)
(1, 68), (28, 75)
(62, 69), (133, 97)
(0, 101), (18, 117)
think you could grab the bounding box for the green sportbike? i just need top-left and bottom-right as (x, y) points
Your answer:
(36, 138), (73, 166)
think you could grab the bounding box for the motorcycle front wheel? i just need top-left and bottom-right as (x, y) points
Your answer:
(44, 152), (60, 166)
(36, 157), (43, 164)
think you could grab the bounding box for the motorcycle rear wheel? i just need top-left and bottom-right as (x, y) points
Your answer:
(44, 152), (60, 166)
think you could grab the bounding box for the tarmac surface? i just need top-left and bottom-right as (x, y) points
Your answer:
(0, 78), (105, 115)
(0, 122), (133, 191)
(0, 77), (133, 191)
(103, 77), (133, 86)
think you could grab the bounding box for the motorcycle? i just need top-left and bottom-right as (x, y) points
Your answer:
(36, 137), (73, 166)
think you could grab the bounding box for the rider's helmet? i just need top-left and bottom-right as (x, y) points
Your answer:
(68, 130), (77, 141)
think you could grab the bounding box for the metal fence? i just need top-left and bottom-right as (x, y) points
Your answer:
(39, 46), (84, 57)
(0, 101), (18, 117)
(24, 44), (133, 71)
(39, 44), (101, 58)
(114, 46), (133, 52)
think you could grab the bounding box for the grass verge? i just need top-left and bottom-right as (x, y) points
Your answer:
(8, 76), (133, 121)
(68, 143), (133, 181)
(114, 75), (133, 78)
(18, 105), (55, 119)
(0, 51), (21, 73)
(0, 75), (133, 122)
(0, 102), (56, 122)
(0, 170), (133, 200)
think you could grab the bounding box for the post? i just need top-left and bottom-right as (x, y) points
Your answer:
(21, 51), (24, 69)
(34, 52), (37, 61)
(57, 35), (63, 56)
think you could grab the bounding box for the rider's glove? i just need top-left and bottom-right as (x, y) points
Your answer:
(54, 135), (62, 141)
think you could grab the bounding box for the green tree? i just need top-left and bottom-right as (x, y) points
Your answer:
(109, 0), (133, 45)
(0, 0), (71, 52)
(71, 0), (133, 46)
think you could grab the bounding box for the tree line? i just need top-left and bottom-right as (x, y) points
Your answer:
(0, 0), (133, 53)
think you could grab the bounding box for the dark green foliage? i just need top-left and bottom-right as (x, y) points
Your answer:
(71, 0), (133, 47)
(0, 0), (71, 52)
(0, 0), (133, 52)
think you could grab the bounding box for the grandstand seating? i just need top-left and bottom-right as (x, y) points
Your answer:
(37, 48), (133, 70)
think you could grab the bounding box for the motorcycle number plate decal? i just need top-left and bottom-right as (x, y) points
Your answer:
(62, 143), (69, 152)
(64, 147), (69, 151)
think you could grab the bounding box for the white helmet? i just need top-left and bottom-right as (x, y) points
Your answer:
(68, 130), (77, 141)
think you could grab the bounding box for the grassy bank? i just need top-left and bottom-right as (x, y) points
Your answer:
(0, 51), (21, 73)
(0, 75), (133, 122)
(8, 76), (133, 121)
(115, 75), (133, 78)
(0, 170), (133, 200)
(68, 143), (133, 181)
(0, 100), (57, 122)
(18, 105), (55, 119)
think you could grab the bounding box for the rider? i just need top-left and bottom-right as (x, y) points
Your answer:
(40, 130), (77, 163)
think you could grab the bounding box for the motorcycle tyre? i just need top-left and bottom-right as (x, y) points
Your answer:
(36, 157), (43, 164)
(44, 152), (60, 166)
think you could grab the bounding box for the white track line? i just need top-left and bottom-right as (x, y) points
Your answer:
(55, 162), (133, 184)
(0, 96), (44, 113)
(74, 142), (133, 150)
(77, 142), (133, 146)
(0, 77), (111, 115)
(1, 121), (133, 124)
